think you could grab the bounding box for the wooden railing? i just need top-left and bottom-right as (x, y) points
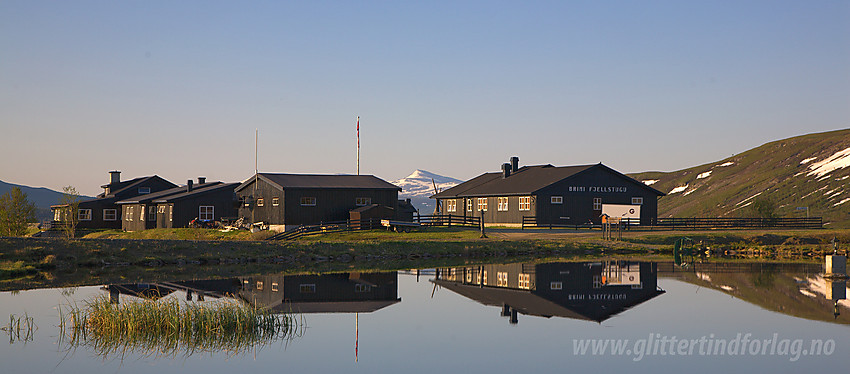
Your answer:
(267, 215), (480, 241)
(414, 214), (480, 227)
(521, 216), (823, 230)
(649, 217), (823, 230)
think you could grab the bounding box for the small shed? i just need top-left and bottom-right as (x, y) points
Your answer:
(349, 204), (395, 229)
(396, 199), (418, 222)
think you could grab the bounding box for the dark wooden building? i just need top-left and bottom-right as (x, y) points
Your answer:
(152, 180), (239, 229)
(431, 157), (664, 226)
(116, 178), (238, 231)
(235, 173), (402, 232)
(51, 171), (176, 230)
(433, 261), (664, 324)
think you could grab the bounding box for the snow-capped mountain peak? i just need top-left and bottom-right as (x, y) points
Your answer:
(391, 170), (463, 213)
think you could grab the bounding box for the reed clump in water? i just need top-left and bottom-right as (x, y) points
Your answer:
(60, 296), (299, 358)
(2, 313), (36, 343)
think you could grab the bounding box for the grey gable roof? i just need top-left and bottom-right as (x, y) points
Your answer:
(432, 164), (593, 198)
(235, 173), (401, 192)
(432, 163), (664, 198)
(100, 175), (176, 198)
(153, 182), (239, 203)
(116, 183), (208, 204)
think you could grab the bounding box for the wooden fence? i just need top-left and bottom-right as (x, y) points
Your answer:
(268, 214), (481, 241)
(522, 216), (823, 230)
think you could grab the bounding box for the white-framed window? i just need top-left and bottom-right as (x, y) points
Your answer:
(593, 198), (602, 210)
(466, 199), (473, 213)
(126, 206), (134, 221)
(631, 282), (643, 290)
(271, 282), (279, 292)
(632, 197), (643, 205)
(592, 275), (602, 289)
(483, 270), (487, 284)
(199, 206), (214, 221)
(257, 198), (264, 207)
(477, 197), (488, 211)
(466, 270), (473, 283)
(256, 281), (263, 290)
(519, 273), (530, 289)
(518, 196), (531, 211)
(355, 197), (371, 206)
(299, 284), (316, 293)
(272, 197), (280, 206)
(551, 196), (563, 204)
(497, 272), (508, 287)
(550, 281), (563, 290)
(168, 205), (173, 222)
(148, 206), (156, 221)
(355, 284), (372, 292)
(54, 209), (62, 221)
(103, 209), (117, 221)
(138, 187), (151, 194)
(78, 209), (92, 221)
(301, 197), (316, 206)
(497, 197), (508, 211)
(158, 206), (165, 214)
(446, 199), (457, 212)
(139, 206), (145, 221)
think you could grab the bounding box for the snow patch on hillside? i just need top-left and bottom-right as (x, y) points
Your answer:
(716, 162), (734, 167)
(669, 185), (688, 194)
(801, 185), (828, 200)
(825, 188), (843, 199)
(835, 198), (850, 207)
(642, 180), (659, 186)
(736, 191), (763, 206)
(697, 171), (712, 179)
(683, 187), (698, 196)
(807, 147), (850, 178)
(837, 175), (849, 181)
(800, 157), (817, 165)
(799, 289), (817, 298)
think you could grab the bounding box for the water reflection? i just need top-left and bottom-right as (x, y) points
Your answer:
(432, 261), (665, 324)
(105, 272), (401, 314)
(430, 260), (850, 326)
(659, 261), (850, 324)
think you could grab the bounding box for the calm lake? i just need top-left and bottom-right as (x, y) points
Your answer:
(1, 258), (848, 373)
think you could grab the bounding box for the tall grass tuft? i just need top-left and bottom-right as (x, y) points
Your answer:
(59, 296), (300, 358)
(2, 313), (36, 343)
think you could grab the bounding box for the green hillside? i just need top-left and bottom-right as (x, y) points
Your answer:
(629, 129), (850, 228)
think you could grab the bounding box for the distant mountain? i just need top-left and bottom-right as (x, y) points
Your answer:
(391, 170), (463, 214)
(0, 180), (93, 221)
(628, 129), (850, 228)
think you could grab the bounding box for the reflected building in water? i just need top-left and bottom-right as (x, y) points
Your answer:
(236, 272), (400, 313)
(104, 272), (400, 314)
(432, 261), (664, 324)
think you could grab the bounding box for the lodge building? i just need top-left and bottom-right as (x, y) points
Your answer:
(431, 157), (664, 226)
(235, 173), (403, 232)
(51, 171), (176, 230)
(116, 178), (239, 231)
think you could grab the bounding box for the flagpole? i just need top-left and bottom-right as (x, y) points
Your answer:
(356, 116), (360, 175)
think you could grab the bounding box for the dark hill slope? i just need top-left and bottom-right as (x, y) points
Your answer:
(629, 129), (850, 228)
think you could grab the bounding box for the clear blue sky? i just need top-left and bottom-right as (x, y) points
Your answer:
(2, 0), (848, 195)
